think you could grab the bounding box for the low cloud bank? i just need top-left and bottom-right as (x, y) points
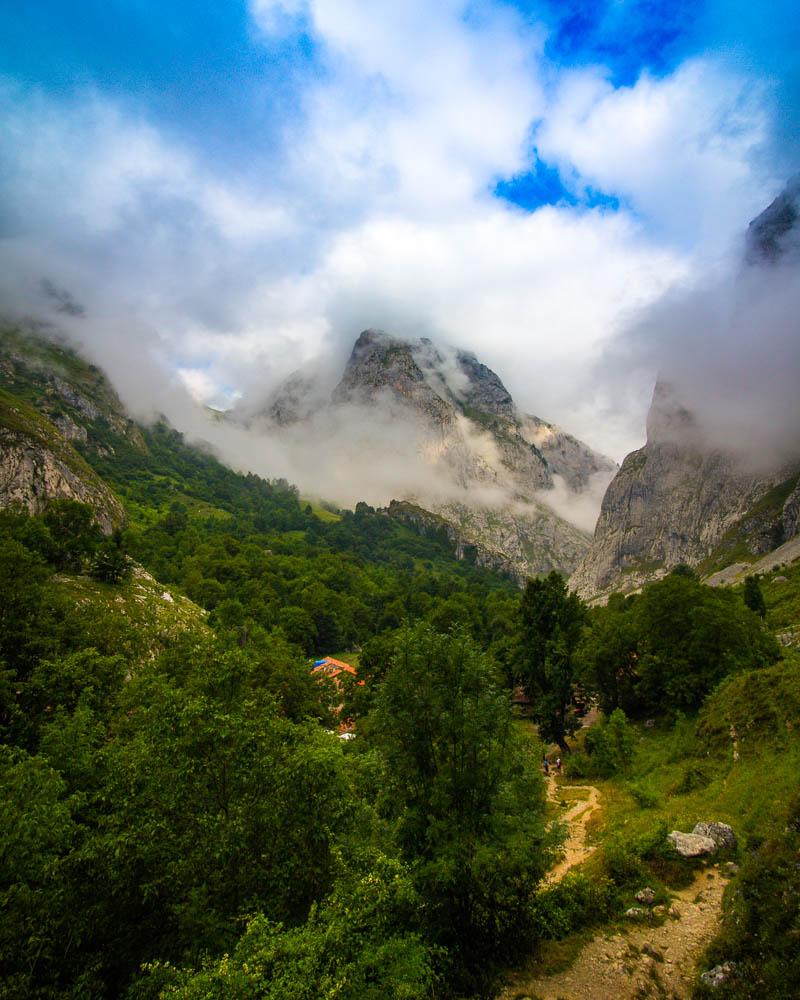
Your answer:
(602, 235), (800, 473)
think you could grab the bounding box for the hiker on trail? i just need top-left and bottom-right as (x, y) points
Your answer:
(542, 757), (549, 775)
(556, 757), (562, 773)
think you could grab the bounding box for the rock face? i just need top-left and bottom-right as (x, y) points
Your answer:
(571, 183), (800, 600)
(569, 380), (798, 598)
(746, 175), (800, 264)
(0, 327), (135, 532)
(0, 396), (124, 533)
(257, 330), (616, 581)
(521, 414), (618, 491)
(700, 962), (737, 989)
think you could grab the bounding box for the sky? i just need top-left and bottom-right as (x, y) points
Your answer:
(0, 0), (798, 463)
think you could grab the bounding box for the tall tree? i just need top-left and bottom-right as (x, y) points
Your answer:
(370, 624), (549, 992)
(743, 574), (767, 619)
(519, 571), (586, 752)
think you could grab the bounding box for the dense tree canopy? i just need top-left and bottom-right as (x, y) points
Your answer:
(579, 570), (779, 717)
(519, 571), (586, 750)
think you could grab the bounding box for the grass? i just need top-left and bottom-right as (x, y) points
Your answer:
(758, 558), (800, 631)
(301, 498), (342, 523)
(559, 786), (591, 802)
(500, 656), (800, 995)
(54, 566), (209, 664)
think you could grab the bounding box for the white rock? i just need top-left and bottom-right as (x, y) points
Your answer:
(667, 830), (717, 857)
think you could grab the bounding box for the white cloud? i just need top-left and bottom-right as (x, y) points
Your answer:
(253, 0), (545, 214)
(537, 59), (775, 251)
(0, 2), (784, 475)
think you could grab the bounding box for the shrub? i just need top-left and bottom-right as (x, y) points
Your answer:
(530, 873), (619, 940)
(570, 709), (636, 779)
(627, 780), (660, 809)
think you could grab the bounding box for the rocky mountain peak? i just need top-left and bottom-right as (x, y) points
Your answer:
(571, 180), (800, 600)
(455, 350), (516, 418)
(333, 329), (454, 426)
(252, 328), (616, 580)
(645, 379), (702, 448)
(745, 175), (800, 265)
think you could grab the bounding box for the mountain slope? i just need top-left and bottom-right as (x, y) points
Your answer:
(571, 181), (800, 600)
(258, 329), (616, 581)
(570, 381), (800, 598)
(0, 385), (124, 533)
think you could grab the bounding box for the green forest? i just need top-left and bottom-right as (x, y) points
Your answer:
(1, 334), (798, 999)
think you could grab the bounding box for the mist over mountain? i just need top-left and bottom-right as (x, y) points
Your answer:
(229, 328), (616, 579)
(573, 179), (800, 598)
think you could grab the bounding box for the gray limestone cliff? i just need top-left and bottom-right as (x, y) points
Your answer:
(571, 181), (800, 600)
(258, 329), (615, 580)
(0, 391), (124, 533)
(569, 381), (799, 599)
(0, 327), (135, 532)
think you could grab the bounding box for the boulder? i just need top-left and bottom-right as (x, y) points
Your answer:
(667, 830), (717, 857)
(700, 962), (737, 988)
(625, 907), (648, 921)
(693, 822), (737, 850)
(635, 887), (656, 905)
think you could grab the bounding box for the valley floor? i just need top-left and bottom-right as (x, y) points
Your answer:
(501, 868), (727, 1000)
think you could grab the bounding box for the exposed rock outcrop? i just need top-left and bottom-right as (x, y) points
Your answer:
(254, 329), (615, 580)
(746, 174), (800, 264)
(693, 822), (737, 851)
(571, 182), (800, 600)
(569, 383), (794, 599)
(0, 394), (124, 533)
(668, 830), (718, 858)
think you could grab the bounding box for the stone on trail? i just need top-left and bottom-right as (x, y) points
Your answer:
(667, 830), (717, 857)
(692, 822), (737, 850)
(635, 886), (656, 905)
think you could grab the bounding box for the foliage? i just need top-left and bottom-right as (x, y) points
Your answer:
(145, 854), (435, 1000)
(90, 530), (131, 583)
(567, 708), (635, 779)
(529, 872), (619, 940)
(695, 794), (800, 1000)
(369, 623), (551, 991)
(519, 571), (586, 749)
(742, 574), (766, 618)
(42, 499), (102, 571)
(579, 573), (779, 717)
(0, 746), (82, 999)
(5, 332), (799, 999)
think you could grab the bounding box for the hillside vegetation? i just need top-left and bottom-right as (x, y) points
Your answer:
(1, 329), (799, 999)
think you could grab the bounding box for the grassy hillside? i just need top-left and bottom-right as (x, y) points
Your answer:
(0, 329), (518, 661)
(53, 564), (208, 662)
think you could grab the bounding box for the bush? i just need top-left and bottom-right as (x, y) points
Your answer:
(627, 780), (660, 809)
(569, 709), (636, 779)
(672, 763), (712, 795)
(696, 794), (800, 999)
(530, 873), (619, 939)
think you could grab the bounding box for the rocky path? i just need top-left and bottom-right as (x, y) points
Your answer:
(544, 778), (601, 883)
(501, 868), (727, 1000)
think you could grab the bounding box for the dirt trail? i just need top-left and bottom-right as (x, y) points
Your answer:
(544, 777), (601, 883)
(501, 868), (727, 1000)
